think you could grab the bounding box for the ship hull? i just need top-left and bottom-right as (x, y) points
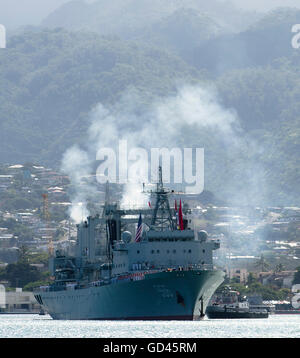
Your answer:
(37, 270), (224, 320)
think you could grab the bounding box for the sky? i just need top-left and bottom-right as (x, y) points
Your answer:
(230, 0), (300, 11)
(1, 0), (300, 30)
(0, 0), (70, 29)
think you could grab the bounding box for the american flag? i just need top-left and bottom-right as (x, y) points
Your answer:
(135, 213), (143, 242)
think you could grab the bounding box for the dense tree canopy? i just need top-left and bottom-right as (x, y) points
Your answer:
(0, 246), (44, 287)
(0, 29), (203, 163)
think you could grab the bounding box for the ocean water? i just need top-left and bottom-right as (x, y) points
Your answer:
(0, 314), (299, 338)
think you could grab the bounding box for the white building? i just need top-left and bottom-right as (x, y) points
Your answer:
(1, 288), (40, 313)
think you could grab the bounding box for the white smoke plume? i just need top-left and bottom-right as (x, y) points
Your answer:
(61, 145), (93, 223)
(61, 84), (248, 222)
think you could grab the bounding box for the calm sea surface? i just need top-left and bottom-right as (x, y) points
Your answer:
(0, 314), (300, 338)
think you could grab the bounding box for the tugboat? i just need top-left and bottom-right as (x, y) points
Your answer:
(206, 286), (269, 319)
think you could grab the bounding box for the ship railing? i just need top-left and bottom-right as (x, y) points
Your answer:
(128, 263), (214, 276)
(33, 286), (50, 292)
(34, 283), (81, 292)
(88, 280), (108, 287)
(35, 263), (214, 292)
(130, 263), (213, 272)
(146, 264), (213, 272)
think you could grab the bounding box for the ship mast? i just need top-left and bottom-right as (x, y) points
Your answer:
(150, 166), (175, 231)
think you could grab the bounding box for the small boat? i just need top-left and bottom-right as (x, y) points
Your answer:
(206, 287), (269, 319)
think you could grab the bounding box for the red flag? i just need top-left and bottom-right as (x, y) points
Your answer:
(175, 200), (179, 229)
(179, 199), (184, 231)
(148, 201), (152, 208)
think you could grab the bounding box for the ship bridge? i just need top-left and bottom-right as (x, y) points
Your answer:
(110, 229), (220, 276)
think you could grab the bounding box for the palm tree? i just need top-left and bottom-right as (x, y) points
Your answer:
(292, 266), (300, 285)
(17, 245), (30, 264)
(255, 254), (270, 272)
(247, 272), (257, 285)
(274, 263), (285, 274)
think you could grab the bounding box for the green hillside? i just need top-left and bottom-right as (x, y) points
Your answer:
(42, 0), (261, 35)
(193, 8), (300, 73)
(134, 8), (222, 63)
(0, 29), (203, 163)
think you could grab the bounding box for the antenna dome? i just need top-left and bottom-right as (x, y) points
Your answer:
(122, 231), (132, 243)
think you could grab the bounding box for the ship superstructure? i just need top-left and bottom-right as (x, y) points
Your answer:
(35, 167), (224, 320)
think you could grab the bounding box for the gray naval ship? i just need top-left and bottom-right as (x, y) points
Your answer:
(35, 167), (224, 320)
